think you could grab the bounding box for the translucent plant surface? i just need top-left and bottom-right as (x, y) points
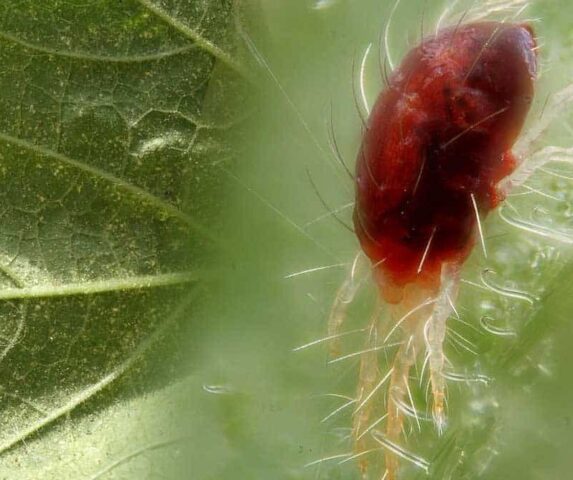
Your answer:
(194, 0), (573, 479)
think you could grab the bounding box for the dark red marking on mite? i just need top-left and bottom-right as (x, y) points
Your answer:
(354, 22), (537, 303)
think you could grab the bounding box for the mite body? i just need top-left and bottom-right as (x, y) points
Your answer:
(329, 21), (538, 480)
(355, 22), (537, 301)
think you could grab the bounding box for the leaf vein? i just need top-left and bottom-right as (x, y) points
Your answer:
(0, 131), (220, 245)
(0, 292), (196, 457)
(0, 30), (197, 63)
(135, 0), (247, 76)
(0, 272), (197, 300)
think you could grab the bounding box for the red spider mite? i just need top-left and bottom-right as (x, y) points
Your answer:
(355, 21), (537, 303)
(327, 20), (537, 480)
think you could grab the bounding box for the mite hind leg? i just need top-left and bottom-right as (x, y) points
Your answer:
(351, 301), (384, 478)
(382, 287), (434, 480)
(384, 335), (423, 480)
(425, 262), (459, 433)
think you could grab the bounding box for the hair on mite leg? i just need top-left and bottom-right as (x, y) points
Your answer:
(321, 397), (357, 424)
(304, 452), (353, 469)
(448, 327), (478, 356)
(284, 262), (348, 280)
(446, 334), (463, 355)
(446, 292), (461, 321)
(402, 374), (422, 430)
(292, 327), (366, 352)
(446, 321), (476, 349)
(419, 350), (431, 388)
(337, 447), (384, 466)
(383, 297), (436, 344)
(392, 390), (432, 424)
(328, 340), (403, 365)
(354, 365), (393, 416)
(357, 413), (389, 441)
(410, 337), (422, 385)
(318, 393), (355, 402)
(371, 430), (430, 474)
(451, 309), (483, 336)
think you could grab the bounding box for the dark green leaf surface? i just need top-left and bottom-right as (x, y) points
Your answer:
(0, 1), (241, 478)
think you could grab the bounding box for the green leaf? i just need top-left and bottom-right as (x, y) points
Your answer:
(0, 0), (243, 478)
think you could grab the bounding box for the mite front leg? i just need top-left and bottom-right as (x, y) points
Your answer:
(328, 251), (366, 357)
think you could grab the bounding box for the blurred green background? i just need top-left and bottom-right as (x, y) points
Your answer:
(193, 0), (573, 479)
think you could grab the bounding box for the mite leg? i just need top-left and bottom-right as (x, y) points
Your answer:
(384, 337), (420, 480)
(514, 84), (573, 158)
(425, 262), (459, 433)
(382, 286), (434, 480)
(500, 83), (573, 194)
(502, 145), (573, 193)
(328, 251), (366, 356)
(352, 302), (383, 478)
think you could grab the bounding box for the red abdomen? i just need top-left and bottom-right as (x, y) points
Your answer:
(354, 22), (537, 302)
